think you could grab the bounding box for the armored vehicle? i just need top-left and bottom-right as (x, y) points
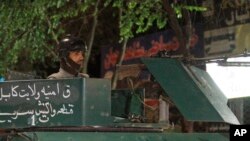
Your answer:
(0, 58), (239, 141)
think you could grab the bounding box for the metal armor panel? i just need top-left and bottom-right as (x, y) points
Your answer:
(141, 58), (239, 124)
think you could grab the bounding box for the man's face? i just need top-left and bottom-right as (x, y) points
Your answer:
(68, 51), (84, 66)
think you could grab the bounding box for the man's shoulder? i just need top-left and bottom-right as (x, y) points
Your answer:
(78, 73), (89, 78)
(47, 72), (63, 79)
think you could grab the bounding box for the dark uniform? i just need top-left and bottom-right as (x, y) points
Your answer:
(47, 35), (89, 79)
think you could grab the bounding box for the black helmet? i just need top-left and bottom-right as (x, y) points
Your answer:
(58, 35), (87, 58)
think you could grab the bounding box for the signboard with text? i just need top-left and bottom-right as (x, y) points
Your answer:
(202, 0), (250, 56)
(101, 24), (204, 78)
(0, 78), (111, 128)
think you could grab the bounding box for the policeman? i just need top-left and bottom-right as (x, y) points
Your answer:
(47, 35), (89, 79)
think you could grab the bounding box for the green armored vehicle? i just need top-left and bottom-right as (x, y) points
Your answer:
(0, 58), (239, 141)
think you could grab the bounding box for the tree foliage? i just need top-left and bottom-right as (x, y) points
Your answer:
(0, 0), (206, 77)
(108, 0), (206, 41)
(0, 0), (98, 76)
(106, 0), (206, 89)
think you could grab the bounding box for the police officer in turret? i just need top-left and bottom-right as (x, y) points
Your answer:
(47, 35), (89, 79)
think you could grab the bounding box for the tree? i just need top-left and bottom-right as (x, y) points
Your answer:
(0, 0), (205, 79)
(0, 0), (119, 78)
(108, 0), (206, 87)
